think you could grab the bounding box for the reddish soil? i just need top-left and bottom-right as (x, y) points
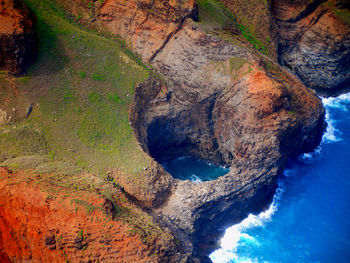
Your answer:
(0, 167), (172, 263)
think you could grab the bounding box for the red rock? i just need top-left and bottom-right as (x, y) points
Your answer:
(0, 0), (37, 75)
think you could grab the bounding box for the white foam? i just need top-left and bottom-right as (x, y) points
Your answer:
(322, 93), (350, 111)
(322, 109), (343, 143)
(210, 181), (285, 263)
(299, 146), (322, 163)
(321, 92), (350, 143)
(190, 174), (202, 183)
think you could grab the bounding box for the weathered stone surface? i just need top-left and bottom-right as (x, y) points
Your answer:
(0, 0), (37, 75)
(99, 0), (197, 61)
(132, 20), (325, 260)
(272, 0), (350, 95)
(218, 0), (278, 58)
(55, 0), (198, 62)
(111, 160), (173, 208)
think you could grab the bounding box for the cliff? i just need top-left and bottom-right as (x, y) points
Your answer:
(0, 0), (37, 75)
(272, 0), (350, 95)
(135, 20), (324, 259)
(0, 0), (342, 262)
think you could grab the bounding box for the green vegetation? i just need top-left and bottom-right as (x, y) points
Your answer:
(0, 0), (152, 175)
(197, 0), (269, 54)
(236, 23), (269, 54)
(324, 0), (350, 25)
(0, 124), (48, 162)
(71, 199), (102, 215)
(229, 57), (247, 72)
(197, 0), (235, 26)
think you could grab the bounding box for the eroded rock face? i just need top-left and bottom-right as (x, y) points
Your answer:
(0, 0), (37, 75)
(99, 0), (197, 61)
(133, 20), (325, 259)
(272, 0), (350, 95)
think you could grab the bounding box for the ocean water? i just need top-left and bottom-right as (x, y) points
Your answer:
(210, 93), (350, 263)
(162, 156), (229, 182)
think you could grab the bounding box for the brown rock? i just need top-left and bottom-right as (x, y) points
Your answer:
(0, 0), (38, 75)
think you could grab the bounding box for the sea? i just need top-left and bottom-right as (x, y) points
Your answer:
(163, 92), (350, 263)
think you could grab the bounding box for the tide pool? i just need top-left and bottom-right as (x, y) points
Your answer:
(161, 156), (229, 182)
(210, 93), (350, 263)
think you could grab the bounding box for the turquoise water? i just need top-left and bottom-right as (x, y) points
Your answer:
(210, 93), (350, 263)
(162, 156), (229, 182)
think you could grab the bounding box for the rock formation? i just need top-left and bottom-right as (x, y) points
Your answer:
(133, 20), (325, 260)
(271, 0), (350, 95)
(0, 0), (38, 75)
(216, 0), (350, 95)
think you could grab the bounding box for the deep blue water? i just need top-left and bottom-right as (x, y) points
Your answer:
(162, 156), (229, 182)
(210, 93), (350, 263)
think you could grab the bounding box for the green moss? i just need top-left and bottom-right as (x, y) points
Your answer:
(0, 125), (48, 162)
(229, 57), (247, 72)
(197, 0), (235, 26)
(92, 73), (104, 81)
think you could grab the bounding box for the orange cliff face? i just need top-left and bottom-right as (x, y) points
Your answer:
(0, 168), (183, 263)
(54, 0), (198, 62)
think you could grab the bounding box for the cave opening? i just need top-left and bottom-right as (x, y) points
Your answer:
(144, 116), (231, 182)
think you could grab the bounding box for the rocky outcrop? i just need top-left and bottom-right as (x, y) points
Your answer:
(0, 0), (37, 75)
(10, 0), (327, 261)
(54, 0), (198, 62)
(132, 19), (325, 260)
(0, 167), (186, 263)
(272, 0), (350, 95)
(111, 160), (173, 208)
(99, 0), (198, 61)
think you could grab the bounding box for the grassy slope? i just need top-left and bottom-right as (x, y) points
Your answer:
(0, 0), (151, 176)
(197, 0), (271, 55)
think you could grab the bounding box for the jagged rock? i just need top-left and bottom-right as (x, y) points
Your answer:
(272, 0), (350, 95)
(111, 160), (173, 208)
(0, 0), (38, 75)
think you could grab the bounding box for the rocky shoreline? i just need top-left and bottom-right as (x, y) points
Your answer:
(0, 0), (348, 262)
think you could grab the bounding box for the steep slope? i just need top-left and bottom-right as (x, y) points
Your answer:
(136, 20), (324, 259)
(272, 0), (350, 95)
